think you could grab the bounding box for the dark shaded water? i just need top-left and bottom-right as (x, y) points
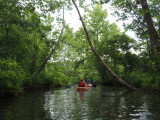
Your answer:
(0, 86), (160, 120)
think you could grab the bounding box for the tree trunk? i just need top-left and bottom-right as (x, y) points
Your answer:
(72, 0), (137, 90)
(140, 0), (160, 71)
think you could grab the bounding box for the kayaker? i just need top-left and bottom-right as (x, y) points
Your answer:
(87, 79), (91, 84)
(79, 79), (85, 87)
(92, 80), (97, 88)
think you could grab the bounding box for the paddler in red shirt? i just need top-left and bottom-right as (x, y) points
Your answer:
(79, 79), (85, 87)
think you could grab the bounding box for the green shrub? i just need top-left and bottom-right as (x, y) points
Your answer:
(0, 58), (26, 96)
(129, 71), (160, 88)
(151, 75), (160, 88)
(69, 76), (79, 83)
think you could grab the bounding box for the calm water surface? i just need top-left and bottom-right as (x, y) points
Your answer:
(0, 86), (160, 120)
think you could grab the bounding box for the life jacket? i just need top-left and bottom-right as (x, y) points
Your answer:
(79, 82), (85, 87)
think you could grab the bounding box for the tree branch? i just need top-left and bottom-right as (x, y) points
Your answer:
(32, 2), (65, 78)
(72, 0), (137, 90)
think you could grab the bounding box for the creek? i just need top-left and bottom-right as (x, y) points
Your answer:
(0, 86), (160, 120)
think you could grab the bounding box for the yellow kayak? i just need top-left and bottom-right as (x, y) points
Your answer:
(77, 87), (88, 91)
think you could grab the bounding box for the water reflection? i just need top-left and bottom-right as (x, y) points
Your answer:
(44, 86), (160, 120)
(0, 86), (160, 120)
(0, 90), (46, 120)
(78, 90), (86, 102)
(44, 88), (79, 119)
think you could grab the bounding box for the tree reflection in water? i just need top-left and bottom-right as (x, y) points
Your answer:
(43, 86), (160, 120)
(1, 86), (160, 120)
(78, 90), (86, 102)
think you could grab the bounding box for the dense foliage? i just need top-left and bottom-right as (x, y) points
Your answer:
(0, 58), (26, 96)
(0, 0), (160, 96)
(0, 0), (65, 95)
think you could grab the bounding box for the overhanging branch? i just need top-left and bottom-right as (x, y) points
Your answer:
(72, 0), (138, 90)
(32, 2), (65, 78)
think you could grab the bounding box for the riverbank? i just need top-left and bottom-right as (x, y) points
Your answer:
(1, 80), (160, 98)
